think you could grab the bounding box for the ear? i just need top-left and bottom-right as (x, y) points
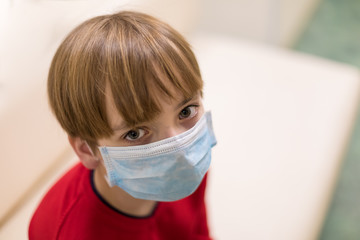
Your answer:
(68, 136), (100, 169)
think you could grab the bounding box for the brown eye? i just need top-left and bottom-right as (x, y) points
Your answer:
(179, 105), (198, 119)
(125, 129), (145, 141)
(180, 108), (191, 118)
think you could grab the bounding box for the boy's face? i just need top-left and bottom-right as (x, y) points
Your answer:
(97, 85), (204, 149)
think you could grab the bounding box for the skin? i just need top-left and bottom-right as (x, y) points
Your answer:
(69, 83), (204, 217)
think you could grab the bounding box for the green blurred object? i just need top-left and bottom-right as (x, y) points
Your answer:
(295, 0), (360, 68)
(294, 0), (360, 239)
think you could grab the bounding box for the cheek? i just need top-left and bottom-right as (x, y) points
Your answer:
(183, 107), (205, 129)
(196, 103), (205, 121)
(96, 138), (108, 147)
(198, 104), (205, 115)
(97, 134), (123, 147)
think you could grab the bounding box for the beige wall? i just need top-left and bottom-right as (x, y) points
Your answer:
(195, 0), (321, 46)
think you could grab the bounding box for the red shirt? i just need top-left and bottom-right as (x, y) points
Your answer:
(29, 163), (211, 240)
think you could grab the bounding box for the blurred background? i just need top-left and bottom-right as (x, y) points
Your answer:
(1, 0), (360, 239)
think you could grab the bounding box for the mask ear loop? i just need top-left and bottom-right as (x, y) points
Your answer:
(86, 141), (112, 186)
(85, 141), (100, 162)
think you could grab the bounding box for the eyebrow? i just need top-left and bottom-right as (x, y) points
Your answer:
(176, 96), (195, 110)
(111, 122), (128, 132)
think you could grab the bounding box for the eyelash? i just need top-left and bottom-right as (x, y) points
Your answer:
(179, 104), (199, 120)
(123, 128), (149, 143)
(122, 104), (200, 143)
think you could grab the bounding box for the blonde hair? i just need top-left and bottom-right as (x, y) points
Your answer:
(48, 11), (203, 144)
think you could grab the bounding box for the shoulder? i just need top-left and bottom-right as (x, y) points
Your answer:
(28, 163), (90, 240)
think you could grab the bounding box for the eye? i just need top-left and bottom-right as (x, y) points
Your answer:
(179, 105), (198, 119)
(125, 129), (146, 141)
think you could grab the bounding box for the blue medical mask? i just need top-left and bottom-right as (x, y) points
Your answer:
(98, 111), (217, 202)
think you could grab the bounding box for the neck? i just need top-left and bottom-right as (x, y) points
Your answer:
(93, 164), (157, 217)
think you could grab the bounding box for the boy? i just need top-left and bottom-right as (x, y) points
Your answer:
(29, 11), (216, 239)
